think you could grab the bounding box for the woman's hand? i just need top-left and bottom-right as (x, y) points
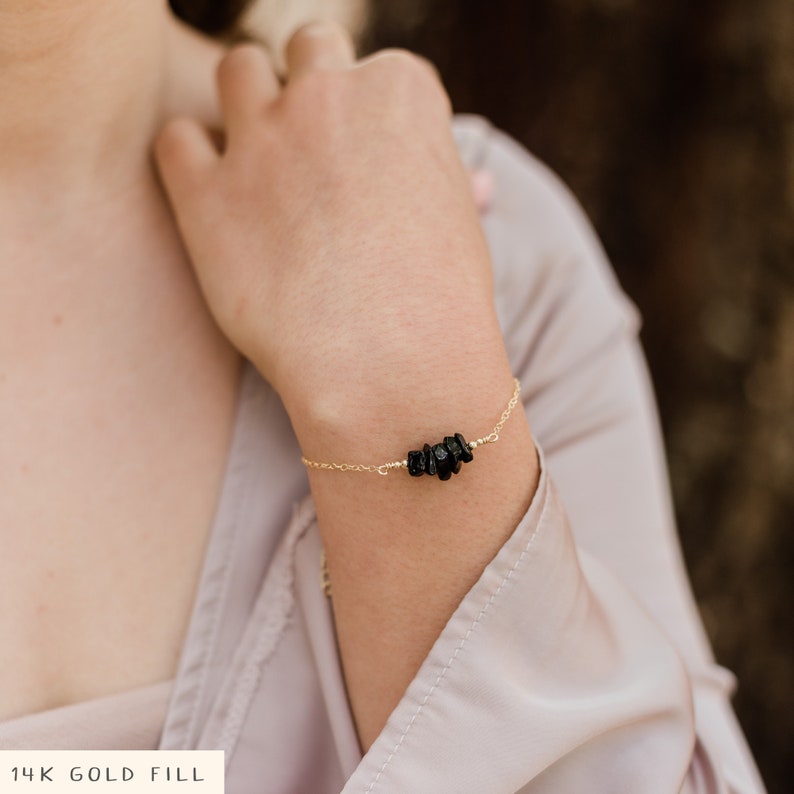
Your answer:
(154, 23), (512, 456)
(155, 23), (538, 749)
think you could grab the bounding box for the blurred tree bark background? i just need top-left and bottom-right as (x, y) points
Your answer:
(363, 1), (793, 790)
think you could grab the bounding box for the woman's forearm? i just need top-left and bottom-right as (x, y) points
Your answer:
(154, 21), (539, 753)
(293, 361), (539, 749)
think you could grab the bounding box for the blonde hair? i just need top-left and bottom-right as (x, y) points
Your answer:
(242, 0), (369, 62)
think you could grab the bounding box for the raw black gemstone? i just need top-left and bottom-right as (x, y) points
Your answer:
(455, 433), (474, 463)
(423, 443), (437, 476)
(432, 443), (453, 481)
(443, 436), (463, 474)
(407, 449), (425, 476)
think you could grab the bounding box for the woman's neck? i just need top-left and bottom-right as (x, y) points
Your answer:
(0, 1), (174, 202)
(0, 12), (246, 718)
(0, 1), (225, 208)
(0, 1), (238, 395)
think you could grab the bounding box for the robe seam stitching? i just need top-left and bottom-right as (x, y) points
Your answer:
(364, 474), (551, 792)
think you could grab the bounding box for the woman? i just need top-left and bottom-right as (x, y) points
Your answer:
(0, 0), (765, 791)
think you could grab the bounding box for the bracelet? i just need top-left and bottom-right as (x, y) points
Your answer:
(301, 378), (522, 479)
(320, 549), (332, 597)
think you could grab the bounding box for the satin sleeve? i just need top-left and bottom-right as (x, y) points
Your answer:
(340, 116), (765, 793)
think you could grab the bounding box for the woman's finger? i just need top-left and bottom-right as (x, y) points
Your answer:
(284, 21), (356, 78)
(155, 116), (218, 210)
(217, 43), (280, 141)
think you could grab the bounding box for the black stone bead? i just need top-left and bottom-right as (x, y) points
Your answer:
(432, 443), (453, 481)
(423, 443), (436, 476)
(407, 449), (425, 477)
(455, 433), (474, 463)
(443, 436), (463, 474)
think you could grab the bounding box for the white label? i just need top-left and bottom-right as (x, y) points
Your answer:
(0, 752), (224, 792)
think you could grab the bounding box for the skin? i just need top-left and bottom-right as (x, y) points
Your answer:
(1, 1), (538, 751)
(0, 0), (238, 723)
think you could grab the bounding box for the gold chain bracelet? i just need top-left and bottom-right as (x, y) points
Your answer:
(314, 378), (522, 596)
(320, 549), (332, 597)
(301, 378), (522, 479)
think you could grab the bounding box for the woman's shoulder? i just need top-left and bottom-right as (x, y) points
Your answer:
(452, 112), (617, 267)
(451, 114), (640, 392)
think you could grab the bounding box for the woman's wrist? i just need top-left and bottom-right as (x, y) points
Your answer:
(281, 337), (520, 470)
